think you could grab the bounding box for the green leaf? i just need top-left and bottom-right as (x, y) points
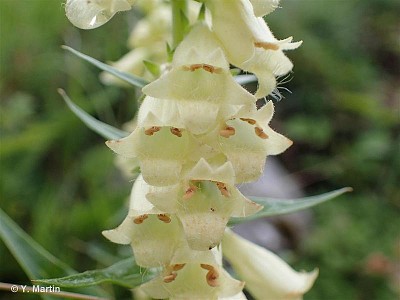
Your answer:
(143, 60), (160, 78)
(34, 258), (157, 289)
(0, 208), (107, 298)
(58, 89), (129, 140)
(62, 46), (149, 88)
(229, 187), (352, 225)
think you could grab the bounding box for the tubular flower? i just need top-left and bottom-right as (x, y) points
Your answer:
(223, 229), (318, 300)
(205, 0), (302, 98)
(214, 101), (292, 182)
(106, 120), (193, 186)
(140, 247), (244, 300)
(104, 177), (246, 300)
(102, 175), (187, 267)
(146, 158), (262, 250)
(65, 0), (135, 29)
(142, 24), (257, 135)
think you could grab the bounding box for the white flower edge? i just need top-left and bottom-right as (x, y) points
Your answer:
(65, 0), (135, 29)
(222, 229), (318, 300)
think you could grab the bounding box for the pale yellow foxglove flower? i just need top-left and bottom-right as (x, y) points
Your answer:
(215, 101), (292, 182)
(206, 0), (301, 98)
(223, 229), (318, 300)
(105, 24), (258, 186)
(102, 175), (187, 267)
(146, 158), (262, 250)
(106, 123), (194, 186)
(142, 24), (257, 135)
(65, 0), (135, 29)
(141, 247), (244, 300)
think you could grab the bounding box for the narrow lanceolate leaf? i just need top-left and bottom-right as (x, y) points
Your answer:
(62, 46), (149, 88)
(0, 208), (107, 298)
(34, 258), (157, 289)
(229, 187), (352, 225)
(58, 89), (129, 140)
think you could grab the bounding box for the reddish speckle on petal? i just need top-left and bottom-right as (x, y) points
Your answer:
(254, 41), (280, 51)
(157, 214), (172, 223)
(255, 126), (269, 139)
(163, 273), (177, 283)
(220, 126), (235, 138)
(170, 127), (183, 137)
(240, 117), (256, 125)
(144, 126), (161, 136)
(133, 214), (148, 224)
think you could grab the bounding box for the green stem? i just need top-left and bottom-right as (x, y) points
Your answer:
(171, 0), (188, 49)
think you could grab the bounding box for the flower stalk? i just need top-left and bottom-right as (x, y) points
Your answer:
(64, 0), (317, 299)
(171, 0), (188, 48)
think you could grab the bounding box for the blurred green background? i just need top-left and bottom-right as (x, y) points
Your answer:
(1, 0), (399, 299)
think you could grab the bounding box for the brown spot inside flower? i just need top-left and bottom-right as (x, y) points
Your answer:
(255, 126), (269, 139)
(183, 185), (197, 200)
(220, 126), (235, 138)
(144, 126), (161, 136)
(240, 118), (256, 125)
(254, 41), (280, 51)
(163, 273), (177, 283)
(183, 64), (222, 74)
(133, 214), (148, 224)
(170, 127), (182, 137)
(201, 264), (219, 287)
(157, 214), (171, 223)
(172, 264), (186, 271)
(216, 182), (230, 197)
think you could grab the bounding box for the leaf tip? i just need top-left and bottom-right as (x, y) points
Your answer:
(343, 187), (353, 193)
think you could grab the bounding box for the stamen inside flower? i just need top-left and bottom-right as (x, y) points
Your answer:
(133, 214), (148, 224)
(182, 64), (222, 74)
(144, 126), (161, 136)
(255, 126), (269, 139)
(163, 273), (177, 283)
(200, 264), (220, 287)
(215, 181), (230, 197)
(172, 264), (186, 271)
(240, 117), (257, 125)
(170, 127), (183, 137)
(220, 126), (236, 138)
(254, 41), (280, 51)
(157, 214), (171, 223)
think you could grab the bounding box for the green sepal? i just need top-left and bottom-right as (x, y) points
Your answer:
(166, 42), (174, 62)
(198, 3), (206, 21)
(143, 60), (161, 78)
